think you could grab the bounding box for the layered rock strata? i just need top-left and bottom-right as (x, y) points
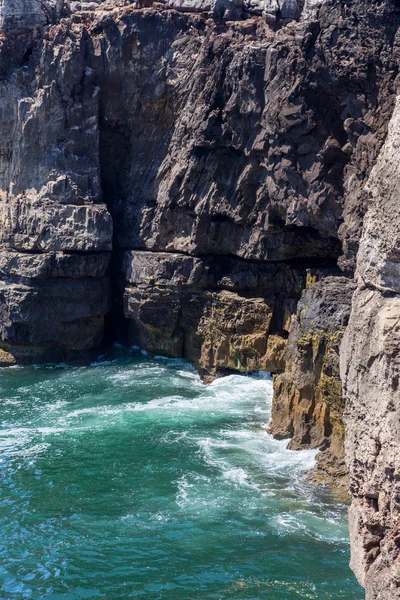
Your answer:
(0, 0), (63, 30)
(0, 251), (111, 364)
(0, 0), (359, 367)
(65, 0), (324, 22)
(122, 250), (303, 379)
(0, 0), (399, 596)
(0, 4), (113, 363)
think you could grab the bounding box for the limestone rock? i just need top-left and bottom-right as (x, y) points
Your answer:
(65, 0), (323, 20)
(0, 9), (398, 600)
(194, 290), (276, 376)
(0, 278), (110, 348)
(357, 96), (400, 295)
(0, 250), (110, 280)
(341, 96), (400, 598)
(122, 250), (303, 378)
(122, 250), (205, 287)
(0, 9), (114, 360)
(269, 276), (356, 491)
(300, 0), (324, 20)
(0, 0), (64, 30)
(0, 195), (112, 252)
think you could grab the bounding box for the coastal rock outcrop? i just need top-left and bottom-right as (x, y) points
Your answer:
(269, 275), (355, 491)
(0, 0), (356, 367)
(0, 250), (110, 363)
(0, 6), (113, 363)
(122, 250), (302, 378)
(0, 0), (400, 596)
(0, 0), (64, 30)
(341, 95), (400, 599)
(65, 0), (322, 21)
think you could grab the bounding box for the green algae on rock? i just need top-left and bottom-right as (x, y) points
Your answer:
(268, 276), (356, 493)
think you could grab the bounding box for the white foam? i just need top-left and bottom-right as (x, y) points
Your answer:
(271, 510), (350, 544)
(2, 398), (22, 406)
(261, 446), (318, 474)
(90, 359), (118, 367)
(222, 467), (250, 486)
(44, 400), (70, 412)
(0, 355), (345, 550)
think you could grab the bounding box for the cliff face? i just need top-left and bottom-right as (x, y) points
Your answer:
(0, 0), (400, 596)
(341, 96), (400, 599)
(0, 0), (394, 365)
(0, 8), (113, 362)
(269, 275), (355, 492)
(0, 0), (352, 367)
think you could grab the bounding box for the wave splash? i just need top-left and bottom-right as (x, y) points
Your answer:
(0, 348), (361, 599)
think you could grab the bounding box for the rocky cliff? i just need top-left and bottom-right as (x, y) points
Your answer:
(0, 0), (399, 596)
(341, 95), (400, 599)
(269, 274), (355, 492)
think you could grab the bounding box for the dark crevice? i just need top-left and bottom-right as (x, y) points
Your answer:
(115, 245), (342, 269)
(21, 46), (33, 65)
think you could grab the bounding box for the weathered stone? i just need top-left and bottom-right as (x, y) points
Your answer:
(64, 0), (325, 20)
(163, 0), (310, 20)
(0, 250), (110, 280)
(0, 278), (110, 347)
(269, 276), (356, 491)
(124, 285), (184, 356)
(194, 290), (276, 377)
(0, 0), (64, 30)
(121, 249), (306, 377)
(0, 3), (399, 596)
(123, 283), (290, 378)
(299, 0), (324, 21)
(0, 9), (114, 360)
(122, 250), (205, 287)
(341, 96), (400, 598)
(0, 196), (112, 252)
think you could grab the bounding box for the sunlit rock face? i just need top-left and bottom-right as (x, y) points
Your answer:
(121, 250), (303, 380)
(65, 0), (321, 20)
(0, 0), (347, 366)
(341, 96), (400, 599)
(0, 0), (113, 363)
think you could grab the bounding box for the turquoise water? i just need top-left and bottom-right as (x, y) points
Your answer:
(0, 348), (362, 599)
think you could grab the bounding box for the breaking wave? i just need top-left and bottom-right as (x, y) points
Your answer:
(0, 347), (361, 599)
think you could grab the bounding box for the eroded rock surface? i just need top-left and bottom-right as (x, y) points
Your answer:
(122, 250), (301, 378)
(0, 0), (64, 30)
(0, 0), (394, 366)
(0, 1), (400, 595)
(269, 275), (355, 491)
(0, 3), (113, 362)
(341, 95), (400, 599)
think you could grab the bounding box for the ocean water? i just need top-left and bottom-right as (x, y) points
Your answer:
(0, 347), (363, 600)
